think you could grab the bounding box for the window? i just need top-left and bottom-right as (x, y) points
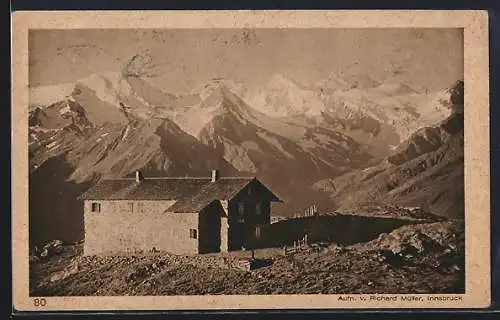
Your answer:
(128, 202), (134, 212)
(238, 202), (245, 222)
(255, 203), (262, 215)
(189, 229), (198, 239)
(91, 202), (101, 213)
(255, 226), (261, 238)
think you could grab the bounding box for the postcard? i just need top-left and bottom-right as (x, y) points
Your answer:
(11, 10), (490, 311)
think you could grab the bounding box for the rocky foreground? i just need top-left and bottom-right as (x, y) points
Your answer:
(30, 220), (464, 296)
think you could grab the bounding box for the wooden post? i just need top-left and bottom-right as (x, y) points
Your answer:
(305, 234), (308, 246)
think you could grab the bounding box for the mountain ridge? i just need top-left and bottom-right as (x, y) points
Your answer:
(312, 80), (464, 218)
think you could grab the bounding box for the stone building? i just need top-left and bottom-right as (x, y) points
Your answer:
(79, 170), (282, 256)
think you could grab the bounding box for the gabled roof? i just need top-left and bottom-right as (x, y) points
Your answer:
(78, 176), (282, 213)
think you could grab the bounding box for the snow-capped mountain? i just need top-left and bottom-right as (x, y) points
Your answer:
(196, 84), (372, 176)
(315, 79), (454, 159)
(244, 74), (325, 118)
(205, 73), (454, 159)
(30, 72), (453, 150)
(312, 80), (465, 218)
(28, 71), (459, 183)
(312, 112), (464, 218)
(320, 87), (448, 141)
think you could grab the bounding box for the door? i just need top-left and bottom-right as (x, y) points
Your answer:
(228, 223), (245, 250)
(198, 205), (222, 254)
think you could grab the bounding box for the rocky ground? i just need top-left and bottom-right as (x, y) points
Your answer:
(29, 220), (464, 296)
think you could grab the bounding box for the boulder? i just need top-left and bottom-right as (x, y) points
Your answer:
(49, 262), (79, 282)
(39, 240), (64, 259)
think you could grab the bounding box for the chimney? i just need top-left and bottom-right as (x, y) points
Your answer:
(135, 170), (144, 183)
(211, 169), (219, 183)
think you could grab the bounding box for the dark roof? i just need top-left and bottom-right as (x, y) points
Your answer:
(79, 176), (281, 212)
(168, 178), (253, 212)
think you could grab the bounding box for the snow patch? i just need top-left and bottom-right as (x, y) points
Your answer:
(241, 140), (263, 153)
(46, 141), (59, 150)
(246, 74), (324, 118)
(58, 104), (71, 115)
(219, 137), (257, 172)
(121, 125), (131, 141)
(324, 86), (451, 142)
(256, 131), (295, 159)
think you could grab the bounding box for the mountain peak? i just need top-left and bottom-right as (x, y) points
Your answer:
(76, 72), (127, 94)
(193, 78), (247, 101)
(266, 74), (304, 90)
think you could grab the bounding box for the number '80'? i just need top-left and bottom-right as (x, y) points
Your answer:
(33, 298), (46, 307)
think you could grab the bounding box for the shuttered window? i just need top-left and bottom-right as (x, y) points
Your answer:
(91, 202), (101, 213)
(189, 229), (198, 239)
(255, 226), (261, 238)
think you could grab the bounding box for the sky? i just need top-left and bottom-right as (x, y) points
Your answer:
(29, 28), (463, 94)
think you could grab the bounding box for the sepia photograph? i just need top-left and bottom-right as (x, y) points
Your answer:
(12, 10), (490, 310)
(27, 26), (467, 296)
